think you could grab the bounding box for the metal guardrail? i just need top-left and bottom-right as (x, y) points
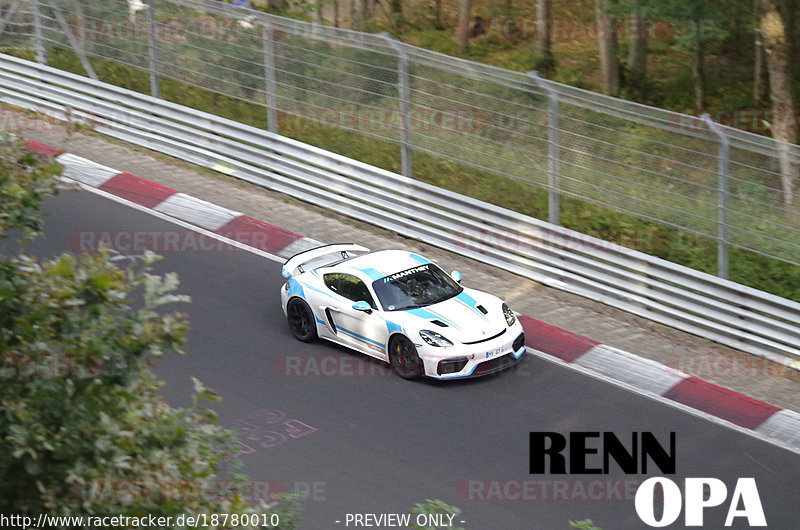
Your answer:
(2, 0), (799, 276)
(2, 53), (799, 369)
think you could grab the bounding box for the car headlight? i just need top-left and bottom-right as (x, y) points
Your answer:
(419, 330), (453, 347)
(502, 303), (516, 327)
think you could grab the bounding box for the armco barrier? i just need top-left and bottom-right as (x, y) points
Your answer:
(1, 54), (798, 369)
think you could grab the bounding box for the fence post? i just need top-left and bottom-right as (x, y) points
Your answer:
(263, 20), (277, 134)
(146, 0), (160, 98)
(381, 33), (412, 179)
(702, 113), (730, 279)
(529, 70), (560, 226)
(44, 0), (96, 79)
(32, 0), (46, 64)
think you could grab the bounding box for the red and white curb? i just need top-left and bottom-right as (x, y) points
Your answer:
(27, 139), (800, 454)
(518, 315), (800, 453)
(29, 141), (320, 259)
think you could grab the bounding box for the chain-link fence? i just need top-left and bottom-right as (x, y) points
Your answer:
(2, 0), (799, 276)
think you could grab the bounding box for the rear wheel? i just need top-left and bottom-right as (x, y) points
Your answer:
(389, 335), (423, 379)
(287, 298), (317, 342)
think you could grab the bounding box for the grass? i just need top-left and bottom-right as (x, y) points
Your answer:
(5, 4), (799, 302)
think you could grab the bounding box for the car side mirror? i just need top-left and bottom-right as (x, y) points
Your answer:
(352, 301), (372, 313)
(450, 270), (463, 283)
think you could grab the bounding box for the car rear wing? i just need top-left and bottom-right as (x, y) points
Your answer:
(281, 243), (370, 278)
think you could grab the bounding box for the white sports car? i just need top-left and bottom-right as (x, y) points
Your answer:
(280, 244), (526, 379)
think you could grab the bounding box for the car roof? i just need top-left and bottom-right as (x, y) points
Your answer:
(330, 249), (434, 282)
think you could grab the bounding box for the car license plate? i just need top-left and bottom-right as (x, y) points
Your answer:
(485, 347), (505, 359)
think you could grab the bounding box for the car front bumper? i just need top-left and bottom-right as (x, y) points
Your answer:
(420, 323), (527, 379)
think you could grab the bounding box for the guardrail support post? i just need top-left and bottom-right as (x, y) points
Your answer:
(263, 20), (277, 134)
(530, 71), (560, 226)
(146, 0), (160, 98)
(703, 113), (730, 279)
(32, 0), (46, 64)
(381, 33), (412, 179)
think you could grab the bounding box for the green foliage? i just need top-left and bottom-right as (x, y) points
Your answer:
(0, 134), (61, 243)
(569, 519), (603, 530)
(407, 499), (465, 530)
(10, 11), (800, 303)
(0, 137), (300, 528)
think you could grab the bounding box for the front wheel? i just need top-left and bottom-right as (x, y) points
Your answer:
(389, 335), (423, 379)
(287, 298), (317, 342)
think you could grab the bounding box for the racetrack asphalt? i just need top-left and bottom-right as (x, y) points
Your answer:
(11, 188), (800, 529)
(11, 121), (800, 416)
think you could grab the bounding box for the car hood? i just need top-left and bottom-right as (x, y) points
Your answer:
(396, 289), (508, 344)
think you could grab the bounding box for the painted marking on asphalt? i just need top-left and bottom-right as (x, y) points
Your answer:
(216, 215), (305, 256)
(154, 192), (241, 231)
(53, 149), (798, 457)
(575, 344), (688, 395)
(663, 376), (782, 430)
(55, 153), (120, 187)
(98, 172), (178, 208)
(26, 139), (63, 157)
(63, 177), (284, 263)
(753, 409), (800, 452)
(527, 348), (800, 456)
(518, 314), (599, 363)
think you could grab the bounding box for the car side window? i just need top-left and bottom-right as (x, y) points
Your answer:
(323, 273), (376, 309)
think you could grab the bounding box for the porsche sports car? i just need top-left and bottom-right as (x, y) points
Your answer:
(280, 244), (526, 379)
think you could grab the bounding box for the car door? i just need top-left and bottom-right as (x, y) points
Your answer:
(322, 272), (389, 361)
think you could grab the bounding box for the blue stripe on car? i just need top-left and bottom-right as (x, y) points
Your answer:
(335, 325), (385, 348)
(406, 307), (440, 320)
(455, 291), (487, 319)
(358, 267), (385, 281)
(409, 253), (430, 265)
(406, 307), (460, 330)
(385, 320), (402, 334)
(287, 278), (305, 298)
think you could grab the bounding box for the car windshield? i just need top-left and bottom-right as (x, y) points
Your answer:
(371, 264), (462, 311)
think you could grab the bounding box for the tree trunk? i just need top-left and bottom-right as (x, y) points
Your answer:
(628, 4), (647, 100)
(352, 0), (366, 30)
(312, 0), (324, 27)
(457, 0), (471, 54)
(333, 0), (340, 27)
(389, 0), (403, 30)
(595, 0), (620, 96)
(433, 0), (443, 29)
(761, 0), (798, 210)
(753, 0), (770, 104)
(692, 26), (705, 109)
(536, 0), (553, 70)
(782, 0), (798, 77)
